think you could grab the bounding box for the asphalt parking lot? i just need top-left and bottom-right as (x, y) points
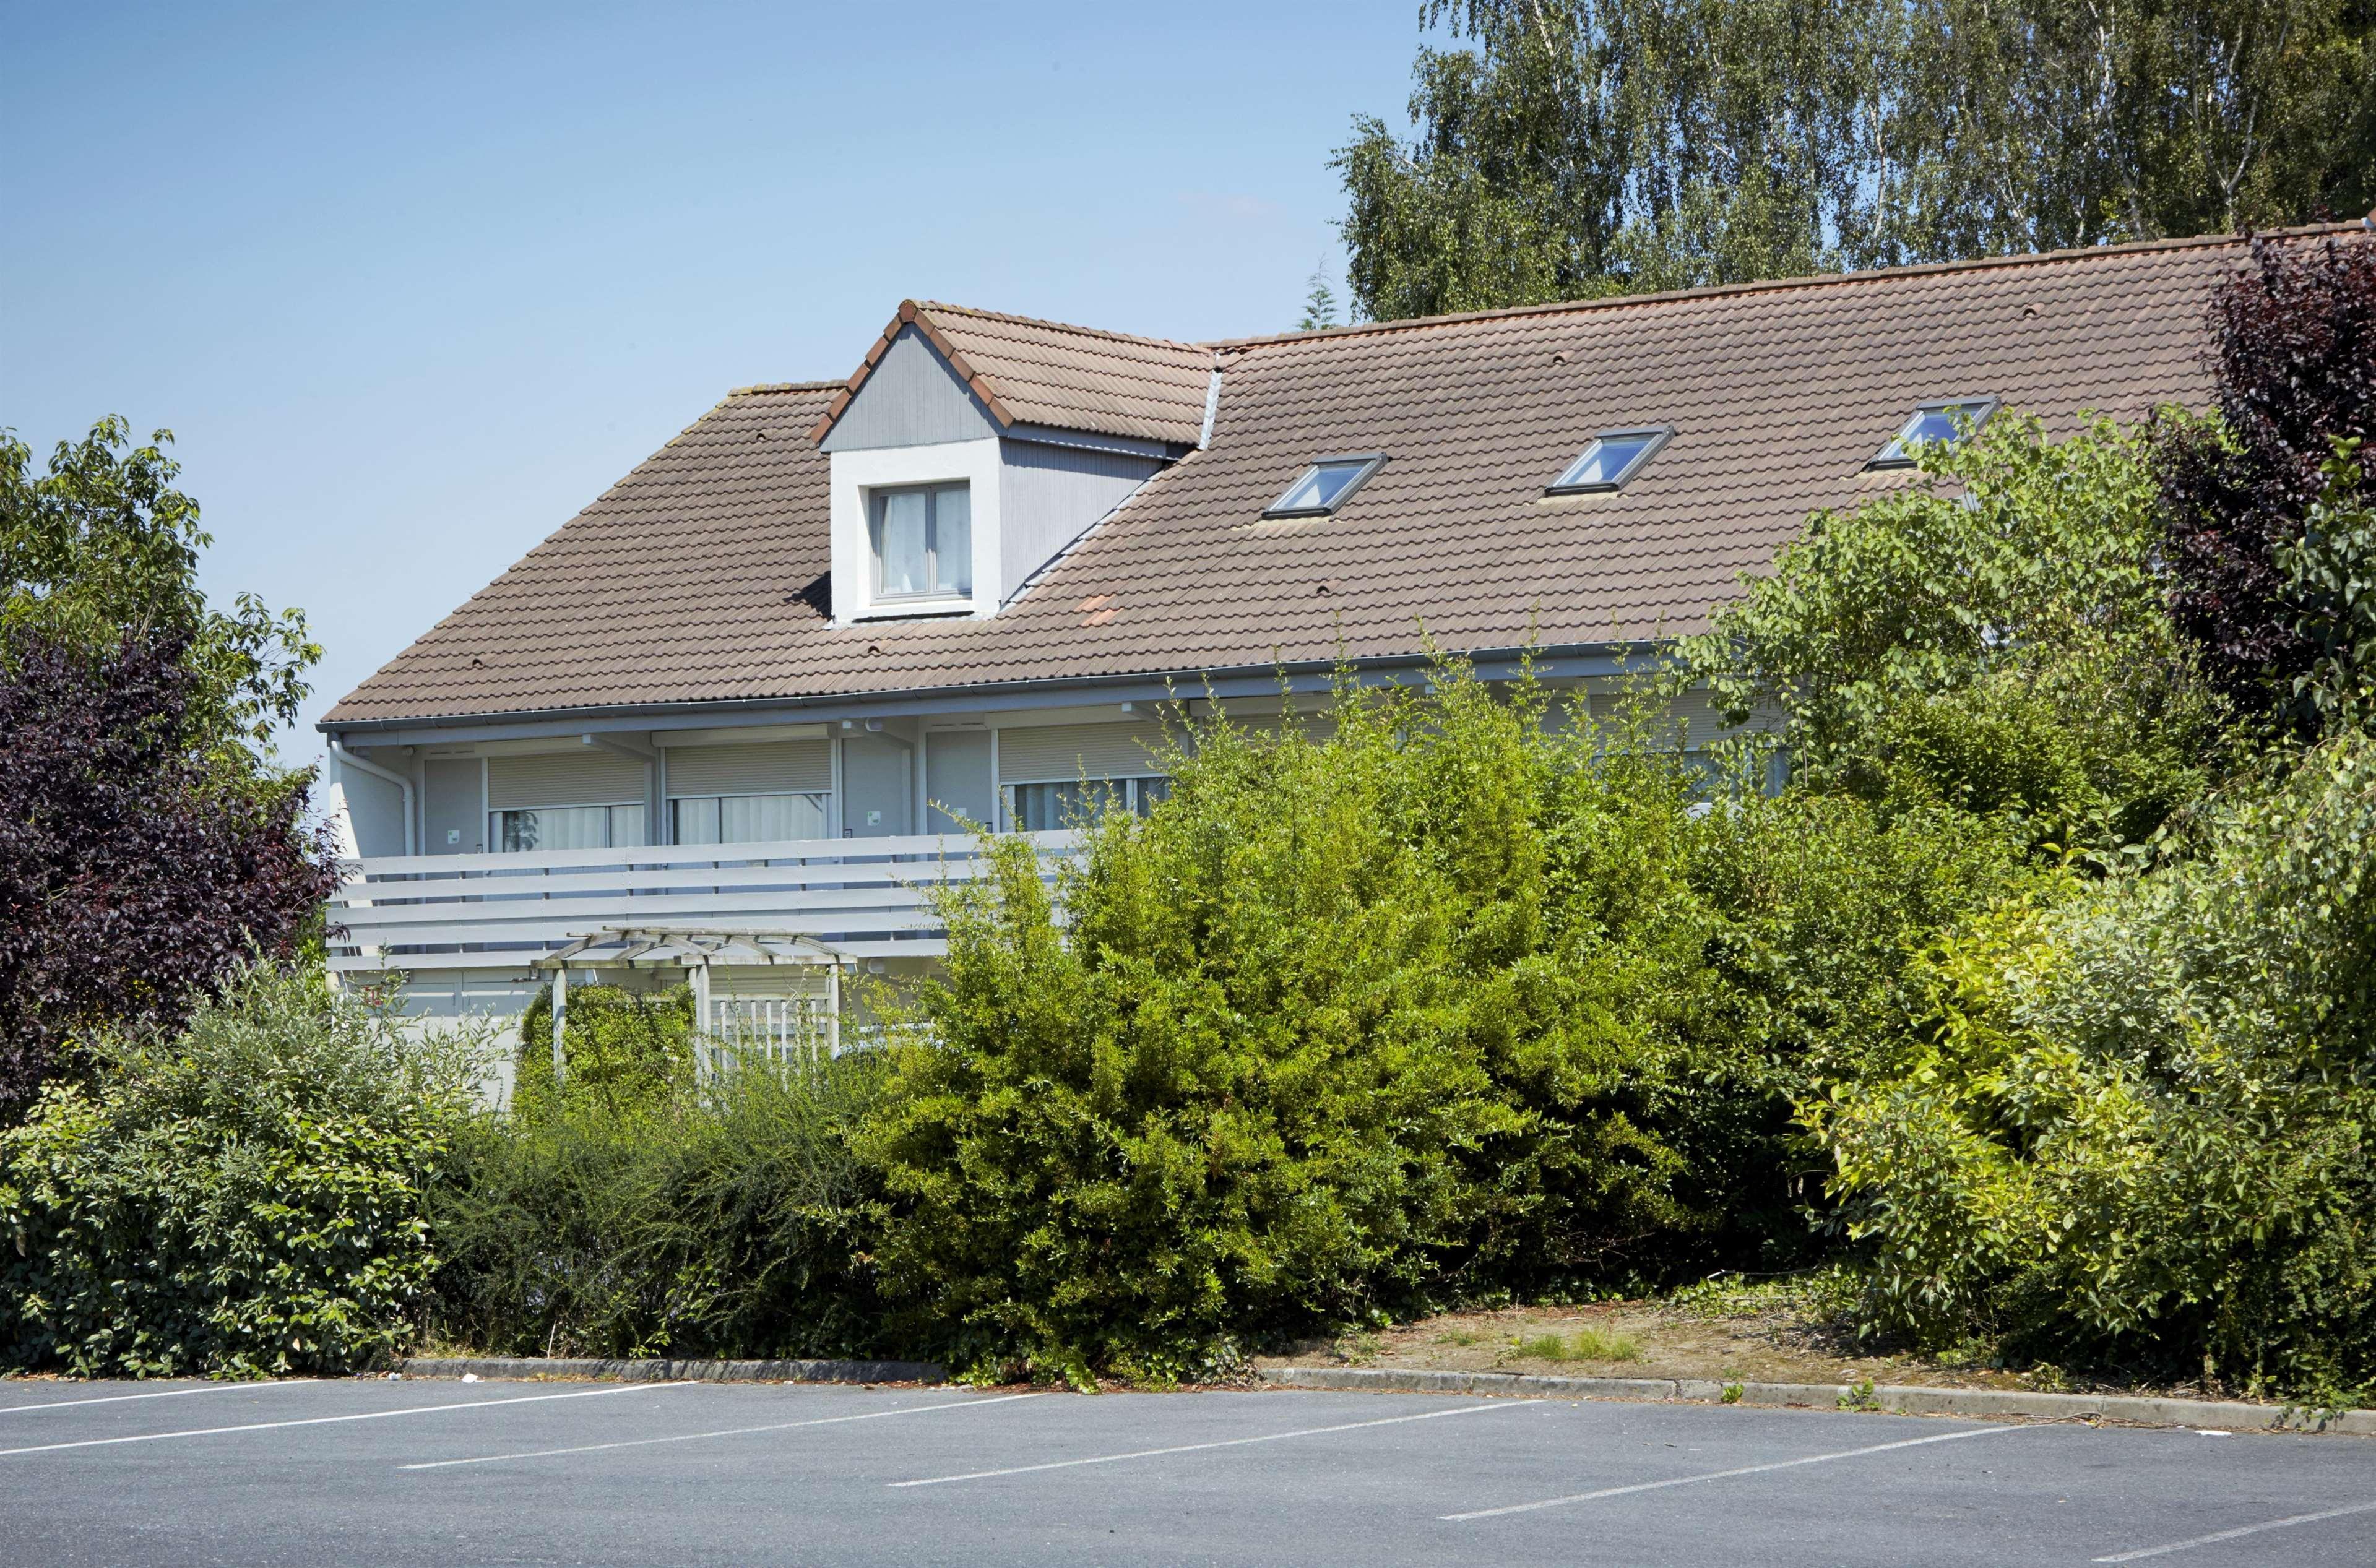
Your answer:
(1, 1377), (2370, 1566)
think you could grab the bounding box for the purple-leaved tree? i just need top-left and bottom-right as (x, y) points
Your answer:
(0, 626), (339, 1114)
(2159, 233), (2376, 727)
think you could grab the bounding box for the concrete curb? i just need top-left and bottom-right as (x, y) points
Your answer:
(397, 1356), (944, 1385)
(1256, 1365), (2376, 1435)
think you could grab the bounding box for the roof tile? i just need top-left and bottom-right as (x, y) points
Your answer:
(324, 229), (2369, 728)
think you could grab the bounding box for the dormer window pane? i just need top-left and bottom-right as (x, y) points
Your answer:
(935, 484), (972, 595)
(1264, 454), (1385, 517)
(871, 481), (971, 600)
(1870, 398), (1997, 468)
(876, 489), (929, 594)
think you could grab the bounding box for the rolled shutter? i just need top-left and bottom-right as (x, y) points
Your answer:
(1589, 687), (1779, 743)
(996, 721), (1169, 783)
(665, 741), (831, 797)
(1230, 712), (1337, 745)
(487, 751), (649, 809)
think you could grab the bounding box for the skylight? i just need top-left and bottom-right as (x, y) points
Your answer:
(1264, 454), (1385, 518)
(1870, 398), (1998, 469)
(1548, 426), (1672, 494)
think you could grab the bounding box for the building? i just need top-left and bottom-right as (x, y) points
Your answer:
(319, 227), (2302, 1058)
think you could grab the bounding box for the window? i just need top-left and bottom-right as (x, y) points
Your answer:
(1007, 775), (1169, 830)
(493, 803), (646, 852)
(1548, 426), (1672, 494)
(1264, 454), (1385, 518)
(670, 791), (830, 845)
(1870, 398), (1998, 469)
(870, 481), (972, 600)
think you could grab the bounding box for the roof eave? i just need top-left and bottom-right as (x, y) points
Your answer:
(316, 638), (1653, 736)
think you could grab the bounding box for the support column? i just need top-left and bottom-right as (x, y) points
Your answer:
(550, 966), (568, 1085)
(827, 959), (842, 1058)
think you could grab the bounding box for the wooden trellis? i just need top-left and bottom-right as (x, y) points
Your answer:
(534, 926), (847, 1080)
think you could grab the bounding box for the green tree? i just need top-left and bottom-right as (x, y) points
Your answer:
(1, 417), (318, 777)
(1337, 0), (2375, 320)
(1296, 262), (1342, 330)
(1676, 413), (2231, 852)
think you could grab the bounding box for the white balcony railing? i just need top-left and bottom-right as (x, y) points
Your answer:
(326, 830), (1081, 975)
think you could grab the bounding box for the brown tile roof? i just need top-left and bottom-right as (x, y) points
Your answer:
(808, 301), (1212, 449)
(322, 227), (2369, 729)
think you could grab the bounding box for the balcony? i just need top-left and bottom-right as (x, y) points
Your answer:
(326, 829), (1082, 977)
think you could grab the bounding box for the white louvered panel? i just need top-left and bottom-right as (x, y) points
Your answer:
(711, 968), (832, 1000)
(996, 721), (1169, 782)
(487, 751), (649, 809)
(665, 741), (832, 797)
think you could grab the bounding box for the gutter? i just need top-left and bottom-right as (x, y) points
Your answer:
(316, 639), (1652, 739)
(329, 739), (417, 856)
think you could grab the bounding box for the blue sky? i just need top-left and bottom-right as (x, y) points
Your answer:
(2, 1), (1435, 760)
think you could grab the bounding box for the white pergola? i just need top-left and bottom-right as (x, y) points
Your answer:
(534, 926), (848, 1079)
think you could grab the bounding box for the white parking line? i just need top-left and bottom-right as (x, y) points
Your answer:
(0, 1381), (691, 1458)
(1441, 1423), (2030, 1520)
(402, 1390), (1047, 1470)
(891, 1400), (1524, 1488)
(0, 1382), (290, 1416)
(2093, 1499), (2376, 1562)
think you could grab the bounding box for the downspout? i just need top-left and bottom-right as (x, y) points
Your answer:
(329, 739), (417, 857)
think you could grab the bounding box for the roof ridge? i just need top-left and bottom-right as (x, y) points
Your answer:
(914, 300), (1207, 356)
(727, 380), (845, 395)
(1201, 223), (2367, 351)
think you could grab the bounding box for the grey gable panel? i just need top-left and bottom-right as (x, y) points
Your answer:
(818, 327), (1001, 452)
(998, 438), (1165, 605)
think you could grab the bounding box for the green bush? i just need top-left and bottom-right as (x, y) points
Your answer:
(855, 666), (2029, 1381)
(1678, 413), (2231, 851)
(512, 982), (694, 1118)
(427, 1053), (887, 1360)
(0, 963), (483, 1377)
(1811, 732), (2376, 1395)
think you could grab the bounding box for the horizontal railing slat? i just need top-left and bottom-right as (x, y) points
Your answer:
(341, 830), (1079, 879)
(327, 830), (1075, 975)
(327, 936), (948, 975)
(330, 858), (1004, 907)
(337, 882), (976, 931)
(335, 909), (953, 952)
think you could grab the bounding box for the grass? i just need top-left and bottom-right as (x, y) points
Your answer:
(1511, 1326), (1642, 1364)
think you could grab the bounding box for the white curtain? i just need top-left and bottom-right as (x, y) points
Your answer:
(876, 489), (930, 595)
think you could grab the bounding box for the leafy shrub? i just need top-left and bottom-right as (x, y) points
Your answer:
(1678, 411), (2227, 851)
(427, 1054), (886, 1360)
(0, 963), (483, 1377)
(2278, 441), (2376, 732)
(1810, 732), (2376, 1395)
(511, 983), (695, 1118)
(857, 665), (2031, 1381)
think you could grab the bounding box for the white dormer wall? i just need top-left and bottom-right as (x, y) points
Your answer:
(821, 325), (1170, 623)
(828, 437), (1004, 621)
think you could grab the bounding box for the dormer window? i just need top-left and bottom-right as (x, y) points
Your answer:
(1869, 398), (1997, 469)
(1264, 454), (1384, 518)
(1548, 426), (1671, 494)
(871, 481), (972, 600)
